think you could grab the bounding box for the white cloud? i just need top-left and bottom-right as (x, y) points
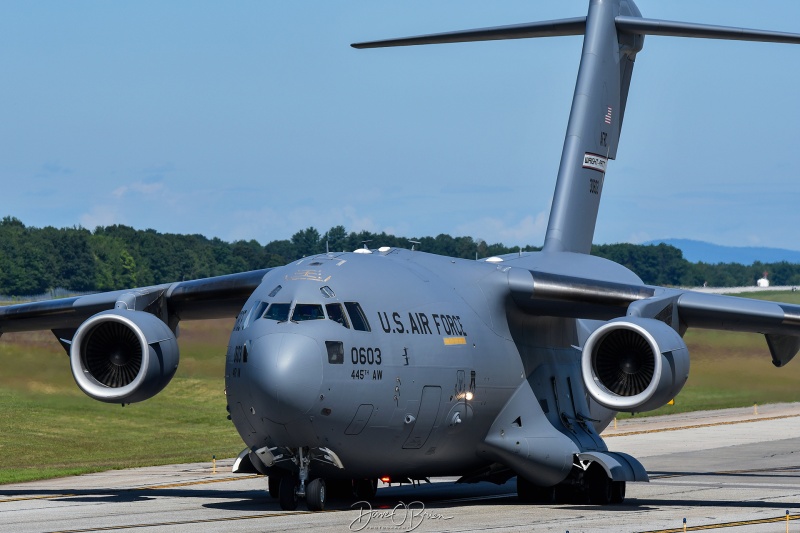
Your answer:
(625, 231), (652, 245)
(339, 206), (376, 234)
(112, 181), (165, 198)
(224, 204), (383, 244)
(80, 206), (123, 229)
(455, 212), (549, 245)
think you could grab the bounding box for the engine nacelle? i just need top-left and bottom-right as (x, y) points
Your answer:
(581, 317), (689, 413)
(70, 310), (179, 404)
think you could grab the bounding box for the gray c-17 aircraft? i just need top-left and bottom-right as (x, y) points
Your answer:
(3, 0), (800, 512)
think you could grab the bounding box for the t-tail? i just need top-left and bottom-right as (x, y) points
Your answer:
(353, 0), (800, 253)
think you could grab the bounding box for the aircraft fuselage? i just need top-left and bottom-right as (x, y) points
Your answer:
(225, 247), (638, 480)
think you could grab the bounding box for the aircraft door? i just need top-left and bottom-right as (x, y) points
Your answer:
(402, 386), (441, 449)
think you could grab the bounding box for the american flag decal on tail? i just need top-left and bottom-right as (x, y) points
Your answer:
(604, 106), (612, 125)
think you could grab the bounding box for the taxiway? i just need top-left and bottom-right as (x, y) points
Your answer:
(2, 403), (799, 533)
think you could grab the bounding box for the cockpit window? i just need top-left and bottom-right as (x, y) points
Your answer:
(245, 301), (269, 328)
(344, 302), (371, 332)
(325, 303), (350, 329)
(264, 303), (291, 322)
(292, 303), (325, 322)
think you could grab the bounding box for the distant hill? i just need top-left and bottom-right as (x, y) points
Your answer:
(645, 239), (800, 264)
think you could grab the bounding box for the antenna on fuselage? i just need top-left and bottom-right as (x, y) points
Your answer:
(361, 240), (372, 250)
(409, 240), (421, 251)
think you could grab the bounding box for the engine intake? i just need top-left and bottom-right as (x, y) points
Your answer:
(70, 310), (179, 404)
(581, 317), (689, 413)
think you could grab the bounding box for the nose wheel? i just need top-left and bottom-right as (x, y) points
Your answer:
(306, 478), (327, 511)
(266, 446), (348, 511)
(278, 476), (299, 511)
(277, 476), (327, 511)
(274, 447), (330, 511)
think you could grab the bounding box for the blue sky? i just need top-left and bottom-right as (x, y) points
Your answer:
(2, 1), (800, 250)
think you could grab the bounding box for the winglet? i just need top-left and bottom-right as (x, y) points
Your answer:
(765, 334), (800, 367)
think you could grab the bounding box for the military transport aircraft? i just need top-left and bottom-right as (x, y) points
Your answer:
(3, 0), (800, 512)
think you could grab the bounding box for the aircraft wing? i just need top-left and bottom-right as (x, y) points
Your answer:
(0, 268), (272, 335)
(506, 267), (800, 367)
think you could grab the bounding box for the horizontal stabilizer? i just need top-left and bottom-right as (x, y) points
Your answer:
(353, 15), (800, 50)
(615, 16), (800, 44)
(351, 17), (586, 49)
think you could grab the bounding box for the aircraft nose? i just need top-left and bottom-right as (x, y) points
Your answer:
(247, 333), (323, 424)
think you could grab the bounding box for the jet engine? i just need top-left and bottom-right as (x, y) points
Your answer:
(69, 310), (179, 404)
(581, 317), (689, 413)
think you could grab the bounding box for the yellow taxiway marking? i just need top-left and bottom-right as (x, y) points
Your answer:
(131, 474), (258, 490)
(0, 493), (76, 503)
(48, 510), (335, 533)
(0, 474), (259, 504)
(639, 513), (798, 533)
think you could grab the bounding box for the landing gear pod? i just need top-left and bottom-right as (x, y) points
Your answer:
(582, 317), (689, 413)
(70, 310), (179, 404)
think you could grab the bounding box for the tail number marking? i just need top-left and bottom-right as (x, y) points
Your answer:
(351, 347), (382, 365)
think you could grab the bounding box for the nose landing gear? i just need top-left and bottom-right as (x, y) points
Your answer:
(268, 446), (343, 511)
(274, 475), (326, 511)
(306, 478), (327, 511)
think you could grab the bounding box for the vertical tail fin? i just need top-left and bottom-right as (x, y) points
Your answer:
(353, 0), (800, 254)
(542, 0), (642, 253)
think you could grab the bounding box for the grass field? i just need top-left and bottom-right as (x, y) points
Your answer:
(0, 318), (242, 483)
(1, 291), (800, 483)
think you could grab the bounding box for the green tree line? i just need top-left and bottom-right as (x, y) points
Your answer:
(1, 216), (798, 296)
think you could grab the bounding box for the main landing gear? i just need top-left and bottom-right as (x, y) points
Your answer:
(517, 467), (626, 505)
